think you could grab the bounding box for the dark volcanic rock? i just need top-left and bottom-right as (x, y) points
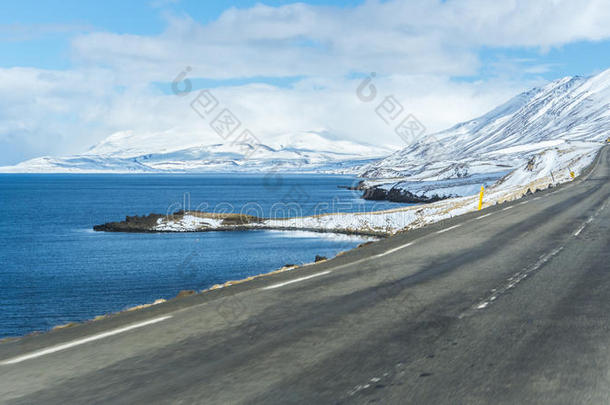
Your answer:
(386, 187), (449, 203)
(362, 187), (389, 200)
(362, 186), (451, 204)
(93, 213), (165, 232)
(315, 255), (327, 262)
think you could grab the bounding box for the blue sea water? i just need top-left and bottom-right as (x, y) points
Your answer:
(0, 174), (405, 338)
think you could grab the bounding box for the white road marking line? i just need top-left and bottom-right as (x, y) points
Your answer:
(375, 241), (415, 257)
(574, 224), (586, 236)
(465, 246), (564, 316)
(436, 224), (461, 234)
(476, 213), (493, 220)
(533, 197), (541, 201)
(570, 196), (610, 239)
(262, 270), (332, 290)
(0, 315), (173, 365)
(573, 201), (606, 237)
(518, 201), (528, 205)
(502, 206), (514, 211)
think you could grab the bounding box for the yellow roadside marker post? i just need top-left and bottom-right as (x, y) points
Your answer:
(569, 168), (575, 179)
(478, 186), (484, 210)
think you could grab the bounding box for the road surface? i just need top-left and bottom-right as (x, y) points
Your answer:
(1, 146), (608, 404)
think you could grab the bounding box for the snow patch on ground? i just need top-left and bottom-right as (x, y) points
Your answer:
(496, 142), (599, 188)
(154, 215), (224, 231)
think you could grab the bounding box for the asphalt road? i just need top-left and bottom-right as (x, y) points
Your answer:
(1, 146), (608, 405)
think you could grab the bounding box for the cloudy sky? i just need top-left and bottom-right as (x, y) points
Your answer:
(1, 0), (610, 165)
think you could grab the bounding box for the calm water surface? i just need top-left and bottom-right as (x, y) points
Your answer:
(0, 174), (406, 337)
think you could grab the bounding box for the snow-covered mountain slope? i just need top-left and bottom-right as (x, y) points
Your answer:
(361, 69), (610, 180)
(0, 131), (394, 173)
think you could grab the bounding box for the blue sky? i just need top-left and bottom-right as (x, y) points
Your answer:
(3, 0), (609, 78)
(0, 0), (365, 70)
(1, 0), (610, 165)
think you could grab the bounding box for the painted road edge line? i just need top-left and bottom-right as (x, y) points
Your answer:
(262, 270), (332, 290)
(502, 206), (514, 211)
(436, 224), (461, 234)
(464, 246), (565, 315)
(0, 315), (173, 365)
(476, 213), (493, 220)
(573, 224), (586, 236)
(375, 241), (415, 258)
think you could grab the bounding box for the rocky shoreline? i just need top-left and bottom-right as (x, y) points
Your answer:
(361, 186), (451, 203)
(93, 213), (167, 232)
(93, 210), (388, 237)
(340, 179), (453, 204)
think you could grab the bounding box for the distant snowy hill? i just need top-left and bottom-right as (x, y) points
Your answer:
(0, 131), (394, 174)
(3, 69), (609, 177)
(361, 69), (610, 180)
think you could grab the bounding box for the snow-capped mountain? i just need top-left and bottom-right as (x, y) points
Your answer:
(361, 68), (610, 180)
(0, 131), (394, 173)
(3, 69), (608, 176)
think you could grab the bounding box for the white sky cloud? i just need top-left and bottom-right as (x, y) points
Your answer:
(2, 0), (610, 164)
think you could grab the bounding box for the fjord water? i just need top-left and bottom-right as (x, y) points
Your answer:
(0, 174), (405, 338)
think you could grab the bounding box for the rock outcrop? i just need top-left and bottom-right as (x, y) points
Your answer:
(362, 186), (452, 203)
(93, 213), (164, 232)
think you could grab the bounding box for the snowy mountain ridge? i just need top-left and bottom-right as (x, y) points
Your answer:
(0, 131), (394, 174)
(361, 69), (610, 180)
(2, 69), (609, 175)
